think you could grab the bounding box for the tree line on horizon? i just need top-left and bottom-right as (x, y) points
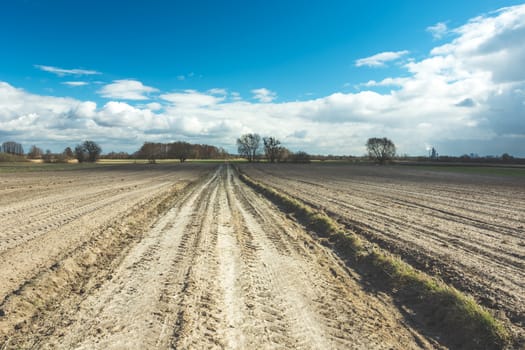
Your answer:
(0, 140), (102, 163)
(134, 141), (228, 163)
(0, 137), (523, 164)
(0, 140), (226, 164)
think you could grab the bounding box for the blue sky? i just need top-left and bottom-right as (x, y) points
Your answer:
(1, 0), (525, 156)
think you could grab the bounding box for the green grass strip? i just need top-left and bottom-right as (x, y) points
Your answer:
(238, 171), (510, 349)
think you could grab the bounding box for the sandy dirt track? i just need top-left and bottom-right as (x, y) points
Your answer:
(1, 164), (440, 349)
(239, 163), (525, 341)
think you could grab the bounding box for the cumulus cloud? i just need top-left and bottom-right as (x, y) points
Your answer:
(95, 101), (167, 129)
(427, 22), (449, 40)
(62, 81), (89, 87)
(430, 6), (525, 84)
(98, 80), (159, 100)
(362, 78), (409, 87)
(146, 102), (163, 111)
(0, 82), (90, 137)
(208, 88), (227, 95)
(455, 98), (476, 107)
(252, 88), (277, 103)
(289, 130), (307, 139)
(231, 92), (242, 101)
(0, 82), (169, 147)
(34, 65), (101, 76)
(74, 101), (97, 118)
(160, 90), (225, 107)
(2, 5), (525, 156)
(355, 50), (409, 67)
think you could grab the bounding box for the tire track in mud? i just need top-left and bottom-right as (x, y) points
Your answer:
(0, 183), (175, 307)
(39, 168), (222, 349)
(0, 165), (211, 304)
(0, 171), (182, 252)
(227, 167), (434, 349)
(0, 164), (216, 348)
(24, 165), (437, 349)
(240, 164), (525, 341)
(0, 182), (169, 253)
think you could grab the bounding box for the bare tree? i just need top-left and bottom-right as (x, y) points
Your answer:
(74, 145), (86, 163)
(138, 142), (160, 163)
(42, 149), (53, 163)
(279, 147), (292, 162)
(75, 141), (102, 163)
(290, 151), (311, 163)
(63, 147), (74, 159)
(263, 136), (282, 163)
(27, 145), (43, 159)
(501, 153), (513, 162)
(237, 133), (261, 162)
(366, 137), (396, 164)
(171, 142), (191, 162)
(83, 141), (102, 162)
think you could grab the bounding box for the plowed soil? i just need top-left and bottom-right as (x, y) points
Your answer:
(0, 164), (442, 349)
(239, 163), (525, 342)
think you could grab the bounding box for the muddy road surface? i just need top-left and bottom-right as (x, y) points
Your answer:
(2, 164), (439, 349)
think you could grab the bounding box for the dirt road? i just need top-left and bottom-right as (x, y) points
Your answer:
(2, 165), (439, 349)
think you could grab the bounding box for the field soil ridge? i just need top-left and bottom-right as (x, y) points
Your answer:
(1, 164), (442, 349)
(239, 163), (524, 348)
(0, 164), (214, 347)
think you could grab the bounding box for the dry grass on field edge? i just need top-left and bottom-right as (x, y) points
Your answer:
(237, 170), (510, 350)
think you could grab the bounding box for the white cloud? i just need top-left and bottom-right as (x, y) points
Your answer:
(62, 81), (89, 87)
(363, 78), (409, 87)
(0, 82), (90, 137)
(208, 88), (227, 95)
(160, 90), (224, 107)
(430, 5), (525, 84)
(355, 50), (409, 67)
(231, 92), (242, 101)
(427, 22), (448, 40)
(95, 101), (167, 129)
(2, 5), (525, 156)
(146, 102), (163, 111)
(252, 88), (277, 103)
(74, 101), (97, 118)
(98, 80), (159, 100)
(455, 98), (476, 107)
(34, 65), (101, 76)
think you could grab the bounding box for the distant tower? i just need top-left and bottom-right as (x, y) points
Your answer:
(430, 147), (438, 160)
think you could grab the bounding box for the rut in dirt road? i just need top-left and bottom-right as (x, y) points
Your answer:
(238, 163), (525, 340)
(36, 165), (436, 349)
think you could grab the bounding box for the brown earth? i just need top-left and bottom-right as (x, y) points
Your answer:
(239, 163), (525, 344)
(0, 164), (214, 300)
(0, 163), (213, 346)
(0, 164), (442, 349)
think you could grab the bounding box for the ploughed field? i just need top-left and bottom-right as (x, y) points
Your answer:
(0, 163), (445, 349)
(239, 163), (525, 342)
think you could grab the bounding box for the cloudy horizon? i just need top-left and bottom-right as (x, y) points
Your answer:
(1, 2), (524, 157)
